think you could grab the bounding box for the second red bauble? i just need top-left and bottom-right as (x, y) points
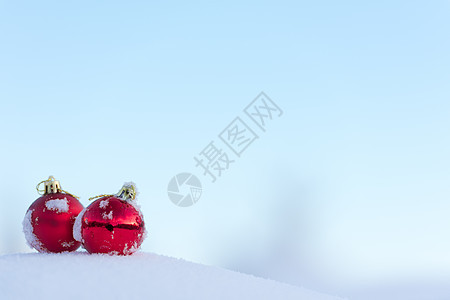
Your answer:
(74, 193), (146, 255)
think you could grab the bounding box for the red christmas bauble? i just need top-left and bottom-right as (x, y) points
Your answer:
(23, 192), (84, 253)
(75, 194), (145, 255)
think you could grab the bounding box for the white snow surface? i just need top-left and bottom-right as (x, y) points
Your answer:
(44, 198), (69, 213)
(0, 252), (343, 300)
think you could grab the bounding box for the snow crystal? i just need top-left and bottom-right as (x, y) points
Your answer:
(73, 207), (87, 243)
(99, 199), (109, 209)
(22, 209), (44, 252)
(45, 198), (69, 213)
(102, 211), (113, 220)
(61, 241), (74, 248)
(123, 240), (140, 255)
(128, 199), (142, 212)
(141, 226), (148, 243)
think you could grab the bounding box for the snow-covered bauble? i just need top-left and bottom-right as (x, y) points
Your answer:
(23, 176), (84, 253)
(74, 182), (146, 255)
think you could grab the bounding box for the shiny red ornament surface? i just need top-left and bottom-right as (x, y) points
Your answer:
(79, 196), (145, 255)
(24, 193), (84, 253)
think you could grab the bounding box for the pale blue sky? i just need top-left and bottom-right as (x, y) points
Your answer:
(1, 0), (449, 297)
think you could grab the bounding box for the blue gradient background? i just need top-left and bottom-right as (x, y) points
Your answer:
(1, 1), (449, 299)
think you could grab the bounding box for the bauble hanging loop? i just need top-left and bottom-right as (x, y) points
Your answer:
(116, 182), (136, 201)
(36, 176), (61, 194)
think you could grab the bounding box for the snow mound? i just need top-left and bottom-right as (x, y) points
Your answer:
(0, 252), (344, 300)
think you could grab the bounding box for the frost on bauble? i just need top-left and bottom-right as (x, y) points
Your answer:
(45, 198), (69, 213)
(99, 199), (109, 209)
(73, 207), (87, 243)
(22, 209), (45, 252)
